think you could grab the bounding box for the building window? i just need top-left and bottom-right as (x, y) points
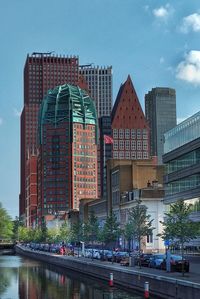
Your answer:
(125, 152), (130, 159)
(119, 129), (124, 139)
(131, 129), (136, 139)
(143, 129), (148, 139)
(125, 140), (130, 150)
(131, 140), (136, 150)
(147, 233), (153, 243)
(131, 151), (136, 159)
(113, 140), (118, 150)
(137, 129), (141, 139)
(119, 151), (124, 158)
(113, 129), (118, 138)
(119, 140), (124, 150)
(143, 140), (148, 150)
(137, 141), (142, 150)
(137, 152), (142, 159)
(125, 129), (130, 139)
(143, 152), (149, 159)
(113, 151), (118, 158)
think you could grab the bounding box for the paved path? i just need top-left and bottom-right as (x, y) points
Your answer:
(70, 255), (200, 285)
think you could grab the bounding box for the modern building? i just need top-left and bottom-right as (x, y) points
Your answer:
(37, 84), (98, 226)
(79, 65), (113, 117)
(145, 87), (176, 164)
(111, 75), (150, 160)
(163, 111), (200, 205)
(99, 116), (112, 198)
(163, 111), (200, 247)
(20, 53), (79, 221)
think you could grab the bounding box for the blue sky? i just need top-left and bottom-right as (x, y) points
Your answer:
(0, 0), (200, 218)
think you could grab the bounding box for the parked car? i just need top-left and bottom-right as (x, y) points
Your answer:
(136, 253), (153, 267)
(115, 252), (129, 263)
(160, 255), (190, 272)
(148, 254), (165, 269)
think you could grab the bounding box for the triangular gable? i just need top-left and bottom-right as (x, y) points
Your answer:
(111, 75), (148, 129)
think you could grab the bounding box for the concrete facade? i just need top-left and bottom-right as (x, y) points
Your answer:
(145, 87), (176, 164)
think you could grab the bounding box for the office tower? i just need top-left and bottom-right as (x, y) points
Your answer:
(145, 87), (176, 164)
(20, 53), (79, 221)
(111, 75), (150, 160)
(99, 116), (112, 198)
(37, 84), (98, 225)
(79, 65), (112, 117)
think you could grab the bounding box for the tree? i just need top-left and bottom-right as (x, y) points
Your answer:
(70, 221), (83, 257)
(59, 222), (71, 243)
(0, 203), (13, 240)
(12, 217), (24, 241)
(128, 201), (154, 267)
(84, 211), (99, 260)
(123, 222), (133, 256)
(102, 213), (121, 263)
(159, 200), (200, 276)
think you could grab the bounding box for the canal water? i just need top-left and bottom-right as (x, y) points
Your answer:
(0, 255), (160, 299)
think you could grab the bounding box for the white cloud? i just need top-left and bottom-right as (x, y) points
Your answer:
(176, 50), (200, 85)
(153, 4), (172, 20)
(13, 108), (22, 117)
(159, 57), (165, 64)
(0, 117), (3, 125)
(180, 13), (200, 33)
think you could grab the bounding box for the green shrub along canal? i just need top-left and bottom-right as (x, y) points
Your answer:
(0, 255), (162, 299)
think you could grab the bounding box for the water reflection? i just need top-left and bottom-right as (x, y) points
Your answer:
(0, 255), (153, 299)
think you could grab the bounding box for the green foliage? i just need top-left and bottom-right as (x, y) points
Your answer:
(128, 202), (154, 252)
(159, 200), (200, 247)
(18, 226), (34, 242)
(12, 217), (24, 240)
(59, 222), (71, 243)
(83, 211), (99, 244)
(70, 221), (83, 243)
(0, 203), (13, 240)
(102, 213), (120, 246)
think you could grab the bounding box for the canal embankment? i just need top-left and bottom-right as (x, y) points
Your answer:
(16, 245), (200, 299)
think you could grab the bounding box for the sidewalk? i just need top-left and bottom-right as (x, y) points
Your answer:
(72, 255), (200, 285)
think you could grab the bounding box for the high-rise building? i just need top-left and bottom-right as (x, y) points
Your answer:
(145, 87), (176, 164)
(37, 84), (98, 225)
(20, 53), (79, 221)
(79, 65), (112, 117)
(111, 75), (150, 160)
(99, 116), (112, 198)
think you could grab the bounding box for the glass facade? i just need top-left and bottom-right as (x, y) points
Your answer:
(165, 148), (200, 174)
(164, 110), (200, 154)
(165, 174), (200, 196)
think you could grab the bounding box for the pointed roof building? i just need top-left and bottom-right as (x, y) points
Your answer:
(111, 75), (150, 160)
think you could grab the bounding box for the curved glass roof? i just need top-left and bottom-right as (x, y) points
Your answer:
(38, 84), (98, 144)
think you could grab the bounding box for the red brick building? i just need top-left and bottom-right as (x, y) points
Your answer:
(37, 84), (98, 226)
(111, 75), (150, 160)
(20, 53), (79, 221)
(25, 155), (37, 227)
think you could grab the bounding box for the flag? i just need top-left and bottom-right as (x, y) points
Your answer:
(104, 135), (113, 144)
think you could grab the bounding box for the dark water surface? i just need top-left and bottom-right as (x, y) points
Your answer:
(0, 255), (159, 299)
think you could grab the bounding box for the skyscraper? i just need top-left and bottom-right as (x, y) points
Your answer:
(20, 53), (79, 221)
(99, 116), (112, 198)
(79, 65), (112, 117)
(111, 75), (150, 160)
(145, 87), (176, 164)
(37, 84), (98, 225)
